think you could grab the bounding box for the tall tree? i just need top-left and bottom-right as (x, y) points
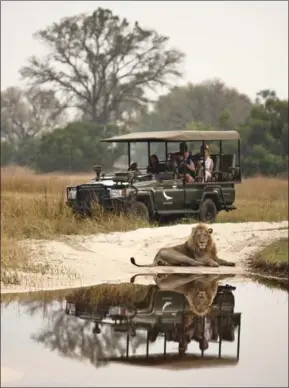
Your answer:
(1, 86), (66, 142)
(136, 79), (253, 133)
(240, 89), (288, 176)
(20, 7), (184, 124)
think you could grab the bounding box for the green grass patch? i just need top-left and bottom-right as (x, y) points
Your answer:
(249, 238), (288, 280)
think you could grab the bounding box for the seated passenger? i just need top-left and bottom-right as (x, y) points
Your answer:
(166, 153), (176, 170)
(204, 146), (214, 181)
(178, 148), (195, 183)
(128, 162), (140, 174)
(194, 144), (214, 181)
(147, 154), (160, 174)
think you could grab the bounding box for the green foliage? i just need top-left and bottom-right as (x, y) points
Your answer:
(240, 90), (288, 176)
(31, 122), (123, 172)
(136, 79), (252, 132)
(1, 141), (15, 166)
(33, 121), (125, 173)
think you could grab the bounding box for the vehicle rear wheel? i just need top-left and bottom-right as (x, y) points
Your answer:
(199, 198), (217, 223)
(130, 201), (149, 220)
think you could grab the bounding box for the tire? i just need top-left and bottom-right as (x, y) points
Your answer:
(130, 201), (149, 220)
(199, 198), (217, 223)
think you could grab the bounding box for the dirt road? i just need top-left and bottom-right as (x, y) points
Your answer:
(2, 221), (288, 293)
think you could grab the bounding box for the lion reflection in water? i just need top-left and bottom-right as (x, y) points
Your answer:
(151, 273), (229, 353)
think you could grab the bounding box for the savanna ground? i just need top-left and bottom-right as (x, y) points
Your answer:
(1, 166), (288, 287)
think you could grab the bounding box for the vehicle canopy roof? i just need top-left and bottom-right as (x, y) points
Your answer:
(101, 130), (240, 143)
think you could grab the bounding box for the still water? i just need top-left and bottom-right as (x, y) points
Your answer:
(1, 274), (288, 387)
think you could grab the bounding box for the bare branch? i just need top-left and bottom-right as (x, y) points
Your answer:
(20, 7), (184, 124)
(1, 86), (67, 141)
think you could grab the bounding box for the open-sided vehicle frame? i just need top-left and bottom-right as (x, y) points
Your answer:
(66, 130), (242, 223)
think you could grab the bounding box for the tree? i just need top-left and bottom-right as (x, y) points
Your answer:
(135, 79), (253, 133)
(239, 89), (288, 176)
(20, 7), (184, 124)
(1, 140), (15, 166)
(33, 121), (125, 173)
(1, 86), (66, 142)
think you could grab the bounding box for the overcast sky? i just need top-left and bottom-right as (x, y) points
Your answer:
(1, 1), (288, 100)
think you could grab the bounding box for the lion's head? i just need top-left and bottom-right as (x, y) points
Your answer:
(186, 277), (219, 316)
(187, 223), (214, 252)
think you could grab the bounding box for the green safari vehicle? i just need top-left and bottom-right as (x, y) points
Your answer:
(66, 129), (242, 223)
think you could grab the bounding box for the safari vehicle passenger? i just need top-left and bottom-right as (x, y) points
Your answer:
(147, 154), (160, 174)
(128, 162), (141, 174)
(193, 144), (214, 182)
(178, 146), (196, 184)
(204, 146), (214, 181)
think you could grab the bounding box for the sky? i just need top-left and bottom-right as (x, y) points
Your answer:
(1, 1), (288, 101)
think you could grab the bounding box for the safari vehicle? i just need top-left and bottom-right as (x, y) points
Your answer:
(66, 130), (241, 223)
(65, 282), (241, 360)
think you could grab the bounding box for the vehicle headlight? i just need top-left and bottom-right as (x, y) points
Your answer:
(109, 188), (135, 199)
(68, 188), (77, 200)
(109, 189), (124, 198)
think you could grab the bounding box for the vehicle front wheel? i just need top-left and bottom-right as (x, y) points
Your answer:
(130, 201), (150, 221)
(199, 198), (217, 223)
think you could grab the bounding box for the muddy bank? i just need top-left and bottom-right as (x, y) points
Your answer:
(1, 221), (288, 293)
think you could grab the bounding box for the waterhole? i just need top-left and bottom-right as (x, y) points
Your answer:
(1, 274), (288, 387)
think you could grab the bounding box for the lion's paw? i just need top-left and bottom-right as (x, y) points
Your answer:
(208, 262), (219, 267)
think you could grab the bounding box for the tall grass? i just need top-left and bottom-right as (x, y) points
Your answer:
(1, 166), (288, 279)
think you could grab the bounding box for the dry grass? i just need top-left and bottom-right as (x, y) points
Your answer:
(1, 167), (150, 284)
(1, 166), (288, 283)
(218, 176), (288, 222)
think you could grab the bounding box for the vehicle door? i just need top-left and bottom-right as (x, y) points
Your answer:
(152, 179), (185, 212)
(183, 182), (204, 210)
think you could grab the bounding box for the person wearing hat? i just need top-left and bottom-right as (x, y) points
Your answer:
(178, 142), (195, 183)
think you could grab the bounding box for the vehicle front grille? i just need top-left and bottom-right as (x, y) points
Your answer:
(76, 185), (110, 206)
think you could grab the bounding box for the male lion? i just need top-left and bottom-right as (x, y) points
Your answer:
(130, 223), (235, 267)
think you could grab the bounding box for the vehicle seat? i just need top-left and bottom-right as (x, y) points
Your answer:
(209, 155), (220, 182)
(212, 154), (236, 181)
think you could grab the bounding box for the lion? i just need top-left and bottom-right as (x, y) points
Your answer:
(130, 223), (235, 267)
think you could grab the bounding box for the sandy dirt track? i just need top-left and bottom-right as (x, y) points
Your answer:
(2, 221), (288, 293)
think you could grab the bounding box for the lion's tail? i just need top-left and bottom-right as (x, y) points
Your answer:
(130, 257), (154, 267)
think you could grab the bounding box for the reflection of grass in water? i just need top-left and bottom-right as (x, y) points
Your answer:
(67, 283), (154, 308)
(249, 238), (288, 282)
(250, 276), (288, 292)
(1, 283), (153, 311)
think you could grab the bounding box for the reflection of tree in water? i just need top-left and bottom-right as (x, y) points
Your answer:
(32, 310), (147, 368)
(3, 285), (150, 369)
